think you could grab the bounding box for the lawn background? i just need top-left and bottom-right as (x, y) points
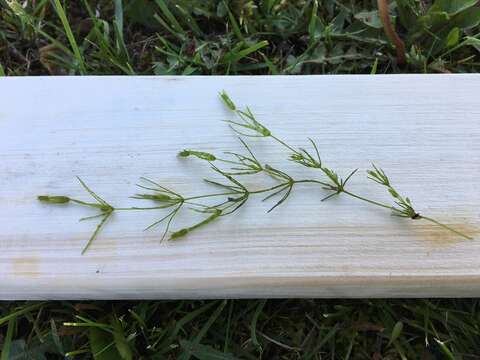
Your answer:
(1, 0), (480, 358)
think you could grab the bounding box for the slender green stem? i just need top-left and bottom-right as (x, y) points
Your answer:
(216, 158), (243, 165)
(186, 192), (237, 201)
(121, 181), (325, 212)
(188, 182), (293, 200)
(271, 134), (300, 154)
(343, 190), (396, 211)
(184, 201), (212, 208)
(70, 199), (100, 207)
(81, 212), (112, 255)
(115, 206), (174, 211)
(249, 182), (289, 194)
(419, 216), (473, 240)
(295, 179), (331, 187)
(345, 191), (472, 240)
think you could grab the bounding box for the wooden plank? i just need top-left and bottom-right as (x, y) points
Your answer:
(1, 75), (479, 299)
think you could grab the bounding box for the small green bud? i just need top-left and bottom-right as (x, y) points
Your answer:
(324, 168), (338, 183)
(137, 194), (173, 202)
(151, 194), (173, 202)
(290, 153), (304, 161)
(37, 195), (70, 204)
(261, 128), (271, 136)
(219, 91), (236, 111)
(170, 228), (189, 240)
(388, 188), (399, 198)
(178, 149), (216, 162)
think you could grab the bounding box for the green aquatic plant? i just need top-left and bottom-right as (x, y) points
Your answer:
(38, 92), (472, 254)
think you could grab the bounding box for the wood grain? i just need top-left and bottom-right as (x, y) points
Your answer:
(1, 75), (479, 299)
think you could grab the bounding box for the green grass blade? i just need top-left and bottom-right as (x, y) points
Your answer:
(250, 300), (266, 349)
(370, 58), (379, 74)
(113, 0), (131, 65)
(51, 0), (86, 74)
(174, 4), (202, 36)
(223, 1), (244, 41)
(225, 40), (269, 63)
(155, 0), (185, 35)
(37, 27), (74, 57)
(179, 340), (238, 360)
(260, 53), (279, 74)
(172, 302), (218, 336)
(154, 13), (184, 40)
(179, 300), (227, 360)
(111, 316), (133, 360)
(0, 302), (46, 326)
(0, 318), (15, 360)
(308, 0), (319, 45)
(113, 0), (124, 41)
(89, 328), (122, 360)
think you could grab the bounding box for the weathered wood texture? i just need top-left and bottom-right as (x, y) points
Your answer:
(1, 75), (479, 299)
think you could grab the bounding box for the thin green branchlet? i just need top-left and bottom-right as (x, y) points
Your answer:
(219, 91), (359, 202)
(38, 151), (329, 253)
(219, 91), (472, 240)
(38, 177), (115, 255)
(37, 92), (473, 254)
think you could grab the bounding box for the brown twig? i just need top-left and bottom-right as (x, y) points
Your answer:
(377, 0), (407, 65)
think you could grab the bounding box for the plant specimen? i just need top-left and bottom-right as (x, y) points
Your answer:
(38, 92), (473, 254)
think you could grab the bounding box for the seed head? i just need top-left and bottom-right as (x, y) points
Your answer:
(178, 150), (216, 162)
(38, 195), (70, 204)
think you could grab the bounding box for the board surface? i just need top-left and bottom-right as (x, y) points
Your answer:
(1, 75), (479, 299)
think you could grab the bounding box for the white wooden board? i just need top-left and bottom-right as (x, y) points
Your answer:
(1, 75), (479, 299)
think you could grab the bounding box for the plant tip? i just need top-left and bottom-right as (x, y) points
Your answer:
(170, 228), (189, 240)
(178, 149), (216, 161)
(219, 90), (236, 111)
(37, 195), (70, 204)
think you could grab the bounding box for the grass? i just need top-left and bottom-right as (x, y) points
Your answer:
(2, 299), (480, 358)
(2, 0), (480, 75)
(1, 0), (480, 358)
